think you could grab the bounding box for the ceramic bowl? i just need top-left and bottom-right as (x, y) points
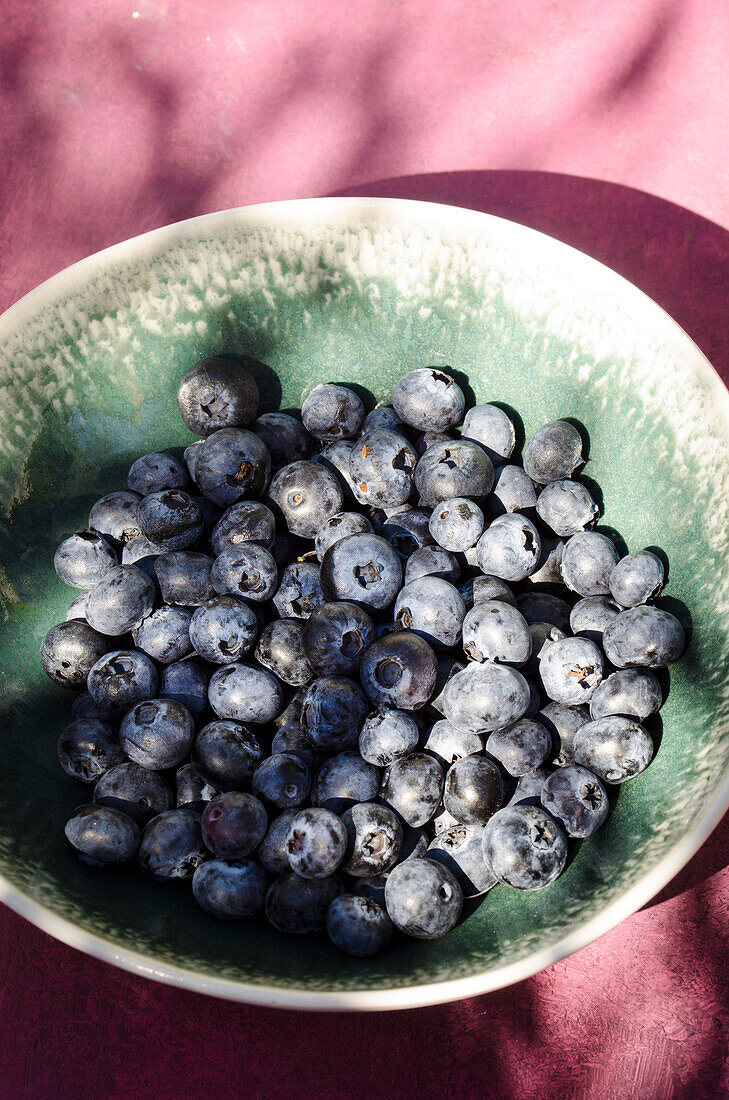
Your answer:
(0, 198), (727, 1010)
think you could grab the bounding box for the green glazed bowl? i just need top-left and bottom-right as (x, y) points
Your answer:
(1, 197), (728, 1010)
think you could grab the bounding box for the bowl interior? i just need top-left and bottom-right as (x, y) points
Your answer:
(1, 198), (728, 1006)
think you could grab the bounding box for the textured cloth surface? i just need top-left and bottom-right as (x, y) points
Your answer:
(2, 2), (729, 1096)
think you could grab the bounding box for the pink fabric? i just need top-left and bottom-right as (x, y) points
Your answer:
(2, 2), (729, 1095)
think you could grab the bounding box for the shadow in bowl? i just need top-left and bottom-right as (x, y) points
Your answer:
(335, 169), (729, 908)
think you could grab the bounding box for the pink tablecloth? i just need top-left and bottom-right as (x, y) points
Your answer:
(2, 3), (729, 1096)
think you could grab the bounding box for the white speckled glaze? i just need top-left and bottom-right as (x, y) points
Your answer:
(0, 198), (728, 1010)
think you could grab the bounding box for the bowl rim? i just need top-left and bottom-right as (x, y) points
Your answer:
(2, 193), (729, 1011)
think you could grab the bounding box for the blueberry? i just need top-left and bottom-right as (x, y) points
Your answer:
(320, 532), (403, 612)
(358, 707), (419, 766)
(394, 577), (465, 649)
(560, 531), (620, 597)
(195, 427), (271, 507)
(272, 561), (325, 619)
(153, 551), (215, 606)
(192, 720), (265, 788)
(400, 825), (431, 861)
(348, 428), (417, 507)
(208, 663), (283, 725)
(268, 460), (344, 538)
(315, 511), (374, 561)
(252, 753), (312, 809)
(392, 368), (465, 432)
(251, 412), (313, 468)
(461, 404), (516, 465)
(360, 631), (438, 709)
(483, 804), (567, 889)
(65, 591), (90, 622)
(420, 430), (460, 457)
(381, 508), (435, 559)
(302, 600), (376, 677)
(487, 464), (538, 517)
(524, 622), (566, 679)
(119, 697), (194, 770)
(312, 439), (359, 499)
(609, 550), (665, 608)
(536, 479), (599, 537)
(462, 600), (532, 666)
(211, 543), (278, 602)
(85, 564), (156, 636)
(87, 649), (158, 713)
(265, 873), (344, 934)
(121, 535), (163, 565)
(132, 605), (193, 665)
(301, 383), (364, 441)
(380, 753), (444, 827)
(257, 809), (300, 875)
(54, 530), (119, 589)
(443, 755), (502, 825)
(589, 668), (662, 721)
(89, 491), (142, 546)
(58, 718), (124, 784)
(350, 875), (389, 907)
(538, 702), (591, 768)
(301, 676), (370, 751)
(128, 451), (189, 495)
(523, 421), (583, 484)
(404, 545), (460, 585)
(201, 791), (268, 859)
(192, 858), (268, 920)
(271, 723), (320, 769)
(442, 662), (531, 734)
(94, 761), (173, 823)
(254, 619), (313, 687)
(70, 692), (106, 720)
(476, 514), (541, 581)
(516, 592), (572, 633)
(175, 763), (219, 812)
(138, 808), (208, 880)
(431, 802), (461, 834)
(422, 719), (484, 768)
(341, 802), (403, 876)
(426, 824), (496, 897)
(283, 807), (347, 878)
(540, 764), (609, 837)
(573, 715), (653, 783)
(539, 636), (603, 705)
(135, 489), (203, 551)
(65, 804), (140, 865)
(602, 605), (685, 668)
(468, 574), (517, 608)
(414, 440), (494, 506)
(184, 441), (203, 482)
(210, 500), (276, 555)
(177, 356), (259, 436)
(507, 765), (553, 807)
(526, 534), (566, 588)
(311, 751), (380, 815)
(362, 405), (404, 432)
(40, 620), (109, 690)
(273, 685), (308, 730)
(190, 598), (257, 667)
(486, 718), (553, 776)
(428, 497), (484, 552)
(385, 858), (463, 939)
(326, 894), (393, 956)
(159, 657), (210, 715)
(569, 595), (621, 646)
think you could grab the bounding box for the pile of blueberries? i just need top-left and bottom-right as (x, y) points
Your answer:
(40, 357), (687, 957)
